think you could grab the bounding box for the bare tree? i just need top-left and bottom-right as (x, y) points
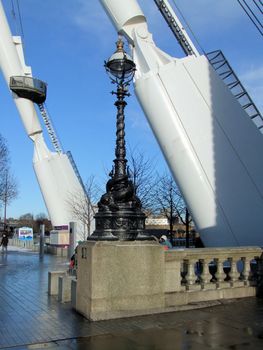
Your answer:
(0, 135), (9, 176)
(0, 135), (19, 226)
(67, 147), (158, 239)
(153, 172), (193, 246)
(18, 213), (34, 228)
(127, 146), (157, 212)
(35, 213), (52, 233)
(67, 175), (101, 240)
(153, 173), (180, 236)
(173, 189), (193, 248)
(0, 168), (18, 225)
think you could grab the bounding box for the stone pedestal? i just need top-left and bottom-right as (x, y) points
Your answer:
(58, 275), (75, 303)
(48, 271), (67, 296)
(76, 241), (164, 321)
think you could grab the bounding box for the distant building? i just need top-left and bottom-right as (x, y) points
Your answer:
(145, 214), (185, 230)
(145, 216), (169, 227)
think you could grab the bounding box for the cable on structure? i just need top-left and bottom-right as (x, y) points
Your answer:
(10, 0), (18, 33)
(242, 0), (263, 28)
(10, 0), (15, 18)
(253, 0), (263, 14)
(10, 0), (25, 44)
(170, 0), (205, 54)
(237, 0), (263, 36)
(16, 0), (25, 40)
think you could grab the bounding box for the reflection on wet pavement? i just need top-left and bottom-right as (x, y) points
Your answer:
(0, 248), (263, 349)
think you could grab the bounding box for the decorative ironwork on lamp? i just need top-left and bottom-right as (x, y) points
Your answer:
(105, 37), (136, 86)
(88, 37), (147, 241)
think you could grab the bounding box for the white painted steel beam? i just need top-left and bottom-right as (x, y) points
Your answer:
(100, 0), (263, 246)
(0, 1), (87, 243)
(0, 0), (41, 139)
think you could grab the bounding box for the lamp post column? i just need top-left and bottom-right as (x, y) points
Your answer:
(88, 37), (149, 241)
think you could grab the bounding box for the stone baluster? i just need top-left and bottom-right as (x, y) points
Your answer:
(200, 259), (210, 285)
(181, 260), (188, 286)
(228, 258), (240, 286)
(242, 257), (251, 285)
(214, 258), (226, 287)
(185, 259), (200, 290)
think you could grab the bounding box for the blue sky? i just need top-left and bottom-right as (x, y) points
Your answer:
(0, 0), (262, 219)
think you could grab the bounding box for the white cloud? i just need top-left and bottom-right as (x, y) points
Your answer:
(70, 0), (113, 38)
(68, 1), (244, 46)
(129, 109), (150, 132)
(73, 1), (102, 27)
(174, 0), (243, 30)
(240, 65), (263, 82)
(240, 65), (263, 112)
(71, 0), (160, 37)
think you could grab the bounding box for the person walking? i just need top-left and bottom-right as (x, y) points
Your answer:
(0, 234), (9, 253)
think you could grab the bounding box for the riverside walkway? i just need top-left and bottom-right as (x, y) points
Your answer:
(0, 246), (263, 349)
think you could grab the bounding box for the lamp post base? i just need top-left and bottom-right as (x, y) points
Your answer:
(88, 205), (150, 241)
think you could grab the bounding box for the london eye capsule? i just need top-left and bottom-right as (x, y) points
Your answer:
(9, 76), (47, 104)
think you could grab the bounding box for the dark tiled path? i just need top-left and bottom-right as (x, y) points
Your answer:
(0, 247), (263, 349)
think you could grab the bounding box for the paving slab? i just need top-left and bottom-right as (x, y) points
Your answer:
(0, 247), (263, 349)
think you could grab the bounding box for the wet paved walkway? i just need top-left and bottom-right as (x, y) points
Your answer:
(0, 246), (263, 349)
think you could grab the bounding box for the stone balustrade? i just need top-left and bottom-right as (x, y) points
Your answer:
(165, 246), (262, 307)
(71, 241), (263, 320)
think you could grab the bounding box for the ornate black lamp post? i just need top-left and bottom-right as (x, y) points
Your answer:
(89, 37), (147, 241)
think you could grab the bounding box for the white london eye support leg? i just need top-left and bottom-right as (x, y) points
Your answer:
(0, 0), (42, 138)
(100, 0), (263, 247)
(0, 0), (88, 244)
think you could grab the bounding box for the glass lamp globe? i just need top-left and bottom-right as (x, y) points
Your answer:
(105, 38), (135, 84)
